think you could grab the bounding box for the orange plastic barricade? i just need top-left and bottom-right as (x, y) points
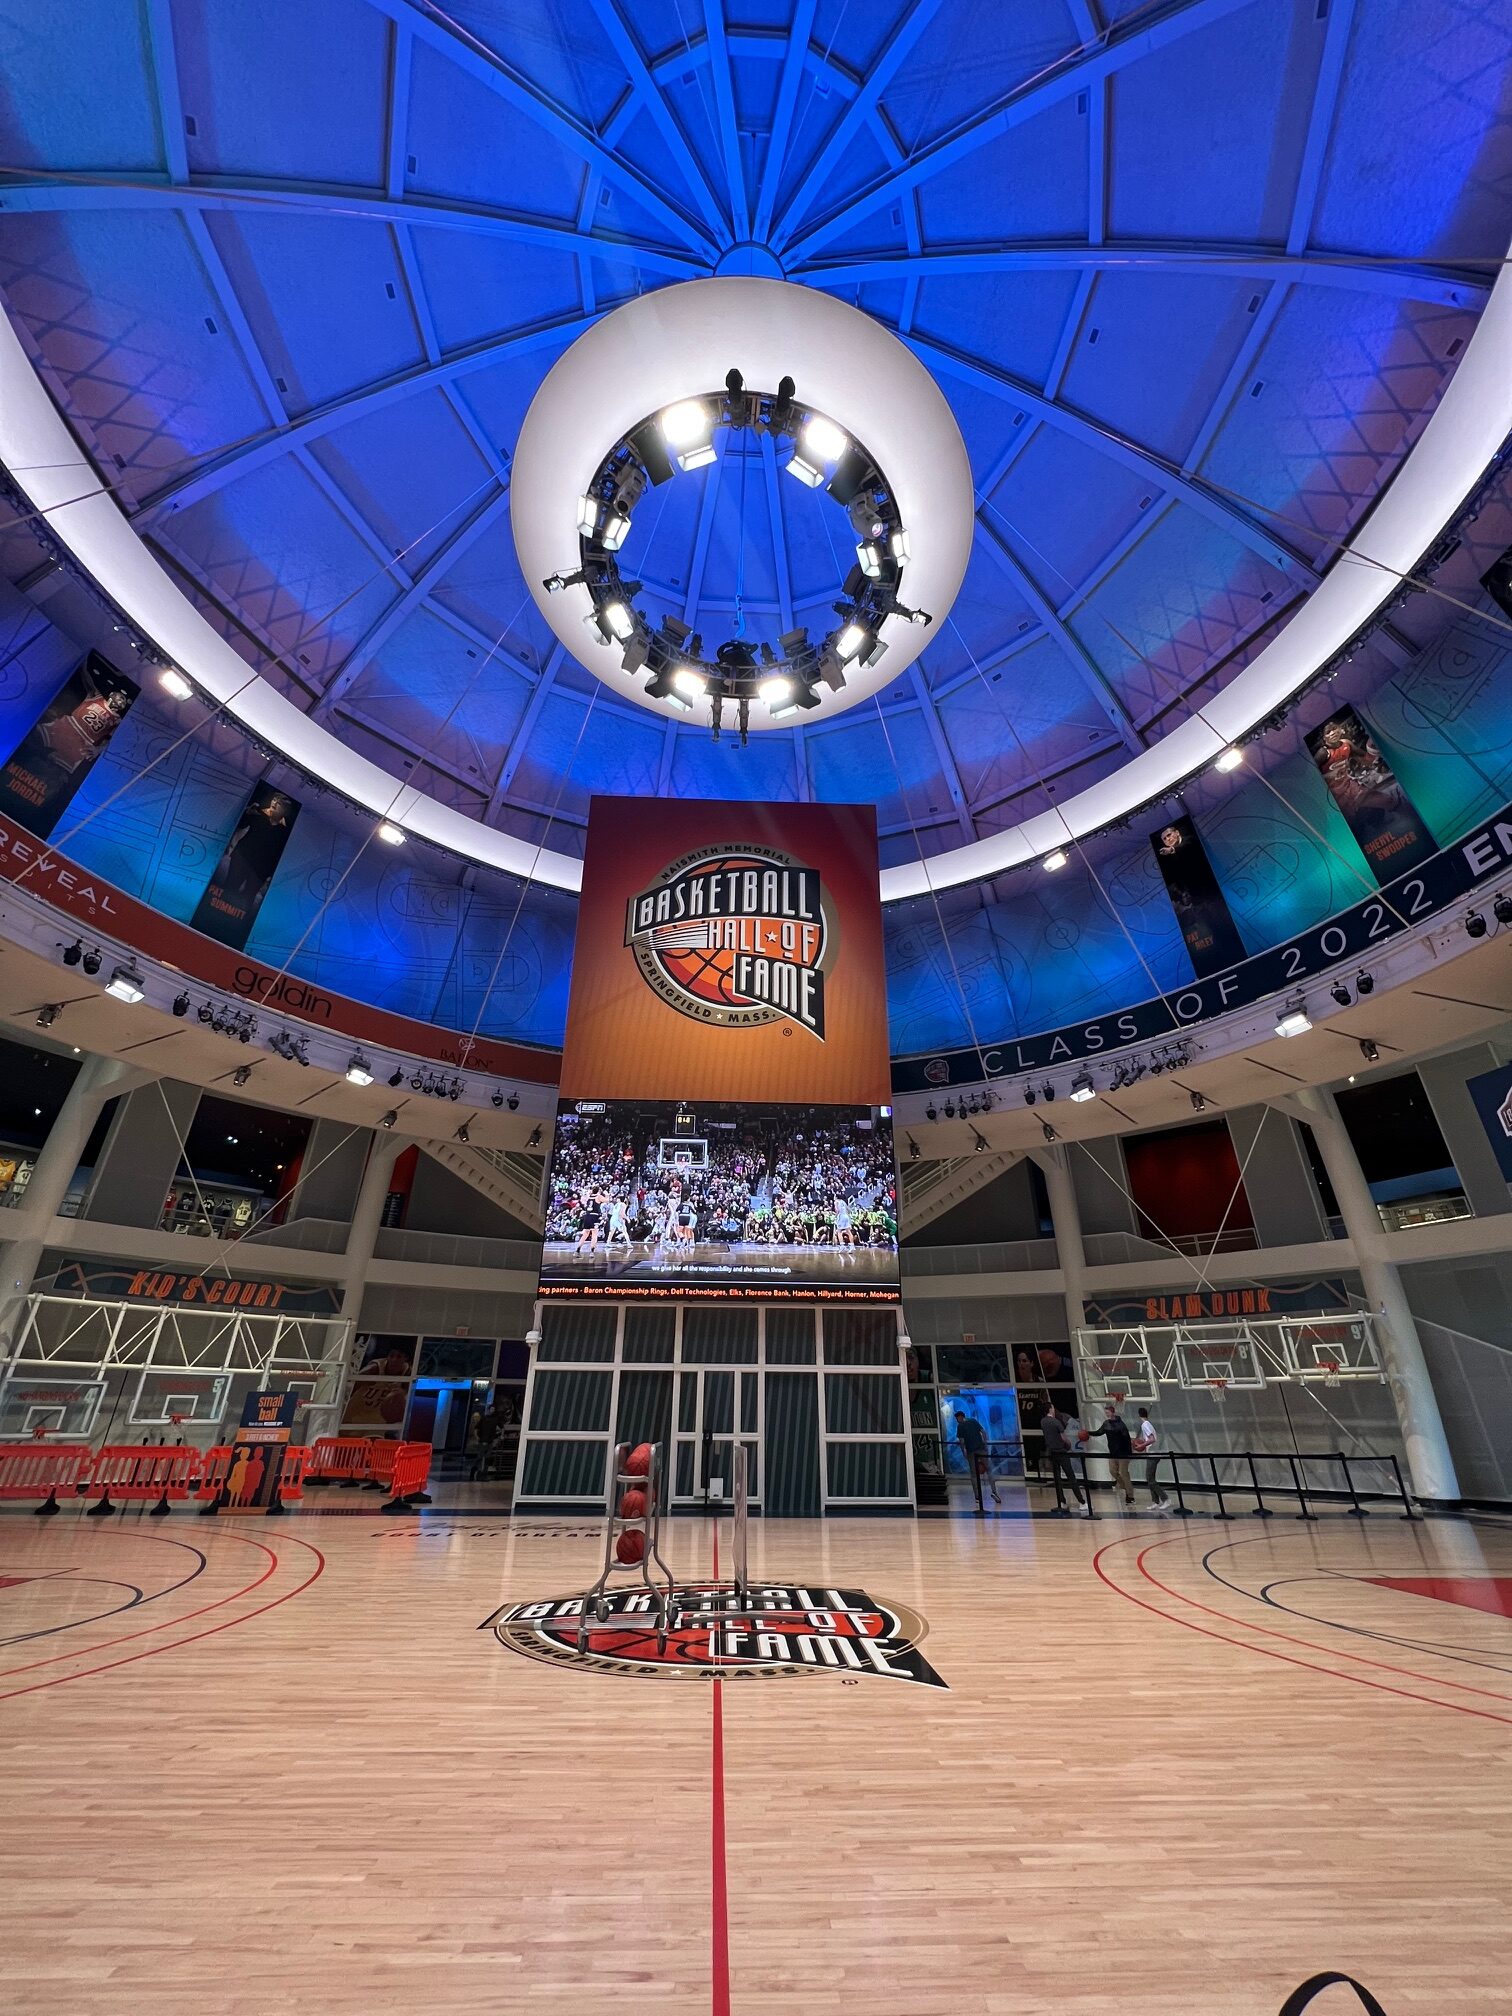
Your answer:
(275, 1445), (312, 1504)
(382, 1441), (433, 1512)
(365, 1439), (399, 1490)
(196, 1446), (234, 1505)
(0, 1443), (94, 1514)
(85, 1445), (203, 1517)
(306, 1437), (375, 1485)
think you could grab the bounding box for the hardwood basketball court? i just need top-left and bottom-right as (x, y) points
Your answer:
(2, 1497), (1508, 2015)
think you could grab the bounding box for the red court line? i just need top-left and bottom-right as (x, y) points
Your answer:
(0, 1535), (324, 1702)
(0, 1530), (276, 1682)
(710, 1514), (731, 2016)
(1091, 1534), (1512, 1729)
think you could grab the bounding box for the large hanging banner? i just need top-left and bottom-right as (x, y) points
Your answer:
(1305, 704), (1436, 882)
(543, 797), (898, 1301)
(0, 652), (138, 839)
(190, 781), (300, 949)
(1465, 1060), (1512, 1182)
(1150, 814), (1246, 977)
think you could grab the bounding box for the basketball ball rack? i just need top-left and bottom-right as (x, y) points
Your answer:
(576, 1440), (675, 1654)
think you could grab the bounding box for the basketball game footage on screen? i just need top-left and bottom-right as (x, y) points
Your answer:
(540, 797), (900, 1302)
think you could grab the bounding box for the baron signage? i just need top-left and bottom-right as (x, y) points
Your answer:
(893, 797), (1512, 1091)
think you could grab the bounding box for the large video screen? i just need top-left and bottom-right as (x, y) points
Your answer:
(539, 1098), (900, 1302)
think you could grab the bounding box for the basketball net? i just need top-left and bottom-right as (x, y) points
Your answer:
(1319, 1361), (1341, 1389)
(1206, 1377), (1229, 1405)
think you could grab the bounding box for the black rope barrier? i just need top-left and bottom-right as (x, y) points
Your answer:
(1278, 1972), (1390, 2014)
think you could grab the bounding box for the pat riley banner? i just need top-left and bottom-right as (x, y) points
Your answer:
(1150, 814), (1246, 977)
(0, 652), (138, 839)
(562, 797), (891, 1105)
(191, 781), (300, 950)
(894, 794), (1512, 1091)
(1306, 704), (1436, 883)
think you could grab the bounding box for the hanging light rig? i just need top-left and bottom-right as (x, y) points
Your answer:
(543, 370), (930, 744)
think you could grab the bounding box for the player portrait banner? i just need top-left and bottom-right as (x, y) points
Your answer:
(1306, 705), (1436, 882)
(0, 652), (138, 839)
(1150, 814), (1246, 977)
(560, 797), (890, 1106)
(190, 781), (300, 949)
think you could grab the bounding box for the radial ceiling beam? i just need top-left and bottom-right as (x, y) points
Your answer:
(130, 311), (597, 521)
(0, 174), (705, 279)
(751, 0), (817, 240)
(758, 433), (794, 634)
(311, 484), (512, 719)
(907, 329), (1320, 586)
(971, 514), (1144, 752)
(363, 0), (721, 260)
(701, 0), (749, 239)
(490, 642), (566, 805)
(791, 241), (1488, 309)
(1287, 0), (1360, 255)
(780, 0), (1268, 261)
(682, 450), (725, 635)
(584, 0), (729, 245)
(769, 0), (947, 248)
(906, 664), (975, 841)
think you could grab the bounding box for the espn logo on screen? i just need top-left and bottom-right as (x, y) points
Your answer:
(624, 844), (835, 1038)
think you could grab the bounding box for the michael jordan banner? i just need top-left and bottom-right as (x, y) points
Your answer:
(561, 798), (889, 1105)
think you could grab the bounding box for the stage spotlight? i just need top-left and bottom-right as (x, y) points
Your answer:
(448, 1079), (461, 1101)
(1275, 997), (1311, 1038)
(197, 1001), (214, 1023)
(81, 947), (102, 976)
(907, 1136), (920, 1162)
(1213, 745), (1244, 773)
(457, 1123), (471, 1145)
(105, 963), (145, 1004)
(1355, 970), (1374, 996)
(492, 1090), (504, 1109)
(1042, 849), (1068, 872)
(409, 1073), (423, 1091)
(379, 1111), (397, 1129)
(1041, 1082), (1056, 1103)
(1190, 1090), (1207, 1112)
(61, 939), (83, 968)
(943, 1100), (956, 1119)
(172, 992), (190, 1017)
(925, 1104), (938, 1122)
(971, 1128), (988, 1153)
(1023, 1085), (1036, 1107)
(526, 1126), (542, 1148)
(834, 621), (870, 662)
(376, 821), (406, 846)
(507, 1092), (520, 1111)
(345, 1053), (374, 1087)
(1359, 1038), (1380, 1063)
(1330, 981), (1352, 1007)
(35, 1004), (60, 1028)
(159, 667), (193, 701)
(1069, 1074), (1096, 1103)
(388, 1068), (404, 1088)
(1040, 1119), (1057, 1143)
(1495, 893), (1512, 927)
(1465, 909), (1488, 939)
(233, 1065), (252, 1087)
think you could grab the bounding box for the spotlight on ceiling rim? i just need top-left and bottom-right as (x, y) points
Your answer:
(1069, 1073), (1096, 1103)
(1275, 997), (1311, 1038)
(104, 963), (145, 1004)
(345, 1053), (374, 1087)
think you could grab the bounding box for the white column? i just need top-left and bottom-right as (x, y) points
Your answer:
(1291, 1087), (1460, 1501)
(0, 1053), (146, 1356)
(336, 1132), (405, 1331)
(1033, 1144), (1087, 1344)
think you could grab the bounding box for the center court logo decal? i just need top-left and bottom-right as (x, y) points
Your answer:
(485, 1582), (946, 1687)
(624, 845), (836, 1039)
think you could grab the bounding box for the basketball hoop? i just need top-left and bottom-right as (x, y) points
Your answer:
(1319, 1362), (1341, 1389)
(1206, 1378), (1229, 1405)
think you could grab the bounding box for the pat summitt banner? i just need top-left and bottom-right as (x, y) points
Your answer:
(0, 652), (138, 839)
(1150, 814), (1247, 977)
(1306, 704), (1436, 882)
(191, 782), (300, 949)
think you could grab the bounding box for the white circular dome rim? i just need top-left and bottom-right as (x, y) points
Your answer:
(1, 243), (1510, 902)
(510, 279), (975, 730)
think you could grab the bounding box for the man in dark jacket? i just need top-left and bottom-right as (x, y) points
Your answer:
(1039, 1403), (1087, 1515)
(1085, 1403), (1136, 1508)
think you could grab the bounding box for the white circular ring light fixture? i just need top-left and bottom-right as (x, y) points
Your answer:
(511, 278), (975, 727)
(1, 249), (1509, 899)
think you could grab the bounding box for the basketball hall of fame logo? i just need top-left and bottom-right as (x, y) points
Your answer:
(624, 844), (837, 1039)
(486, 1583), (946, 1687)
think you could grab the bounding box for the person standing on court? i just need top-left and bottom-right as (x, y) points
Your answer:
(955, 1406), (1001, 1510)
(1039, 1402), (1087, 1515)
(1133, 1405), (1168, 1510)
(1084, 1402), (1136, 1509)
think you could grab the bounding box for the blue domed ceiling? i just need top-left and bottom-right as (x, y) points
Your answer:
(1, 0), (1508, 880)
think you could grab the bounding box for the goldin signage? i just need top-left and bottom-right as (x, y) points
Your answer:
(624, 844), (833, 1038)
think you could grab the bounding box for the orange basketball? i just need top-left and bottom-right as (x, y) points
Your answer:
(618, 1488), (647, 1522)
(624, 1443), (653, 1477)
(650, 853), (766, 1009)
(615, 1529), (646, 1565)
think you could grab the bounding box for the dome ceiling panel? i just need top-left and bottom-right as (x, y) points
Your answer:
(330, 604), (532, 785)
(914, 542), (1037, 690)
(806, 704), (953, 840)
(176, 0), (390, 187)
(1198, 289), (1481, 561)
(404, 38), (591, 218)
(435, 1), (631, 132)
(404, 229), (592, 355)
(875, 2), (1078, 155)
(914, 95), (1090, 244)
(0, 208), (269, 482)
(505, 685), (665, 817)
(671, 726), (803, 810)
(310, 390), (497, 579)
(908, 270), (1088, 399)
(1108, 1), (1314, 245)
(978, 429), (1158, 605)
(0, 0), (162, 172)
(934, 638), (1117, 809)
(424, 531), (559, 676)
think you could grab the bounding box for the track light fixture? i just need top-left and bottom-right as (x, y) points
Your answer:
(172, 991), (190, 1017)
(971, 1128), (988, 1152)
(1069, 1073), (1095, 1103)
(526, 1126), (542, 1149)
(1465, 908), (1488, 939)
(492, 1090), (504, 1108)
(379, 1111), (397, 1129)
(1040, 1119), (1057, 1143)
(925, 1104), (938, 1123)
(507, 1092), (520, 1111)
(1359, 1038), (1380, 1063)
(81, 947), (102, 976)
(1023, 1084), (1036, 1107)
(907, 1136), (920, 1162)
(943, 1100), (956, 1119)
(104, 963), (145, 1004)
(60, 938), (83, 967)
(1495, 893), (1512, 927)
(388, 1068), (404, 1088)
(232, 1065), (253, 1087)
(345, 1053), (374, 1087)
(1330, 981), (1352, 1007)
(1355, 970), (1374, 996)
(1190, 1089), (1207, 1112)
(1275, 997), (1311, 1038)
(1041, 1082), (1056, 1104)
(35, 1004), (60, 1028)
(456, 1123), (471, 1144)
